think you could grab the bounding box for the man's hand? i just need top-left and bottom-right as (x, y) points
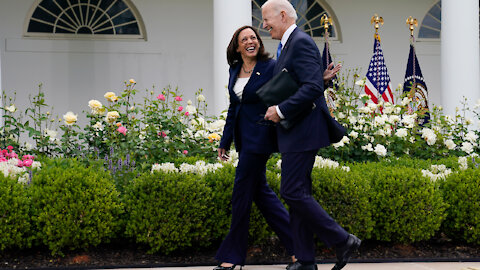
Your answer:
(264, 106), (281, 123)
(323, 62), (342, 82)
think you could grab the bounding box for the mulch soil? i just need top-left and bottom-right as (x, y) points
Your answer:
(1, 236), (480, 269)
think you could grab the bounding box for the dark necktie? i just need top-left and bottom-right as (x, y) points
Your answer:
(276, 42), (282, 59)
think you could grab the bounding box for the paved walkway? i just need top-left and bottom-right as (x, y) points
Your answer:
(109, 262), (480, 270)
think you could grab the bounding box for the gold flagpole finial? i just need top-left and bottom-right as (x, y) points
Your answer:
(320, 14), (332, 32)
(371, 14), (384, 40)
(406, 16), (418, 37)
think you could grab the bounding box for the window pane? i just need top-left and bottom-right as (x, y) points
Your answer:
(26, 0), (144, 39)
(251, 0), (335, 38)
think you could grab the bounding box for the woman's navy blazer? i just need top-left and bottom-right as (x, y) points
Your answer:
(219, 59), (278, 154)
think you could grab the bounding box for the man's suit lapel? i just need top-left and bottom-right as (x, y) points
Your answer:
(275, 27), (299, 73)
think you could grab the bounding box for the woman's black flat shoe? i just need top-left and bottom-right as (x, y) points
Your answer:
(213, 265), (242, 270)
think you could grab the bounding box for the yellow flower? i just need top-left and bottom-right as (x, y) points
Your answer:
(63, 111), (78, 125)
(105, 111), (120, 123)
(104, 92), (118, 102)
(129, 78), (136, 84)
(208, 133), (221, 142)
(88, 99), (104, 114)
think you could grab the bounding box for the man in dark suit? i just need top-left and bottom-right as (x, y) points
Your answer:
(261, 1), (361, 270)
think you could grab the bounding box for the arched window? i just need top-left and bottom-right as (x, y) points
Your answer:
(252, 0), (340, 40)
(418, 0), (480, 39)
(418, 1), (441, 39)
(24, 0), (147, 40)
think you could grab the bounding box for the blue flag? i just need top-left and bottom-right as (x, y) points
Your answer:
(403, 43), (430, 124)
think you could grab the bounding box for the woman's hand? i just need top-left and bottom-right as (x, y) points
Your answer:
(218, 148), (229, 161)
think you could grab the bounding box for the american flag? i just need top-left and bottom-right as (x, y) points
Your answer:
(365, 37), (394, 104)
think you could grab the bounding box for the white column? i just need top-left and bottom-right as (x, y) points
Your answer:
(213, 0), (251, 115)
(441, 0), (480, 117)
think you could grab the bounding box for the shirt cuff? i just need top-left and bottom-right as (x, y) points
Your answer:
(275, 106), (285, 119)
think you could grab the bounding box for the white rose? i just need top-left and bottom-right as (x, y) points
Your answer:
(197, 94), (206, 102)
(63, 111), (78, 125)
(461, 142), (474, 154)
(105, 111), (120, 123)
(395, 128), (408, 138)
(374, 144), (387, 157)
(465, 131), (478, 143)
(361, 143), (373, 152)
(402, 97), (412, 106)
(5, 104), (16, 113)
(355, 79), (366, 86)
(349, 131), (358, 139)
(444, 139), (456, 150)
(92, 121), (104, 131)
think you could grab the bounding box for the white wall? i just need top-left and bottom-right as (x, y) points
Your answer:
(0, 0), (475, 127)
(0, 0), (213, 126)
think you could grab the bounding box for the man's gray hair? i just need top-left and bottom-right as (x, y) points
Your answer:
(262, 0), (298, 21)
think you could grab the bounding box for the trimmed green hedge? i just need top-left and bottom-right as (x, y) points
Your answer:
(0, 175), (32, 250)
(28, 158), (123, 255)
(441, 168), (480, 244)
(123, 171), (214, 254)
(358, 163), (447, 243)
(1, 156), (479, 255)
(312, 167), (374, 240)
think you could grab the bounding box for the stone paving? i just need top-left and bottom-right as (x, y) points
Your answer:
(106, 262), (480, 270)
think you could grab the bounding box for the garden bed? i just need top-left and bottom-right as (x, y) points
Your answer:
(1, 237), (480, 269)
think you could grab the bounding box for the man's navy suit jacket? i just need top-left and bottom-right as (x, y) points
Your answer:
(219, 59), (278, 154)
(274, 27), (333, 153)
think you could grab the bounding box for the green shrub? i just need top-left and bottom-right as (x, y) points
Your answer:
(202, 164), (237, 243)
(124, 171), (214, 254)
(359, 163), (447, 243)
(312, 166), (374, 240)
(0, 175), (32, 250)
(441, 168), (480, 244)
(29, 158), (123, 255)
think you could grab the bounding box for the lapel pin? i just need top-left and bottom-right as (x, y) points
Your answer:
(256, 72), (261, 75)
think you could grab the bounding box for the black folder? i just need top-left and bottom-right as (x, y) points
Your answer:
(256, 69), (312, 129)
(256, 69), (346, 143)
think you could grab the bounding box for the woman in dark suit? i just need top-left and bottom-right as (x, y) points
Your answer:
(213, 26), (294, 270)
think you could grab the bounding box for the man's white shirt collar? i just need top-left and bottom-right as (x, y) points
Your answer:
(280, 24), (297, 49)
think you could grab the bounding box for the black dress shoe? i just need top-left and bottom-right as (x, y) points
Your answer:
(332, 234), (361, 270)
(286, 261), (317, 270)
(213, 264), (242, 270)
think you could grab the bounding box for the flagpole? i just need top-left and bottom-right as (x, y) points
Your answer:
(321, 14), (332, 65)
(406, 16), (418, 88)
(371, 14), (384, 103)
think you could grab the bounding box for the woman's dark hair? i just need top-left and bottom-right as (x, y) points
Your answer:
(226, 25), (270, 67)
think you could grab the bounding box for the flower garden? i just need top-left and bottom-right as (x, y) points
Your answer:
(1, 73), (480, 256)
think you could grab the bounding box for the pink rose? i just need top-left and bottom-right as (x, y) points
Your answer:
(174, 96), (182, 101)
(185, 112), (190, 116)
(117, 126), (127, 135)
(7, 146), (13, 151)
(17, 160), (24, 167)
(157, 94), (165, 101)
(158, 131), (167, 138)
(23, 155), (35, 160)
(178, 106), (183, 112)
(23, 159), (33, 167)
(183, 150), (188, 155)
